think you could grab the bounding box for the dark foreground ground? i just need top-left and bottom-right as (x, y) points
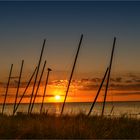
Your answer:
(0, 113), (140, 139)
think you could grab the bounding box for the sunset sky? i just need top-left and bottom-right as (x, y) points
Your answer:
(0, 1), (140, 103)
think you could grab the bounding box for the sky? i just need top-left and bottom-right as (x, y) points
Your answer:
(0, 1), (140, 103)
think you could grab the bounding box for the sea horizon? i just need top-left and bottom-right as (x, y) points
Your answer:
(0, 100), (140, 105)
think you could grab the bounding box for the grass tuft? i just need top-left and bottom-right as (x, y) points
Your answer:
(0, 113), (140, 139)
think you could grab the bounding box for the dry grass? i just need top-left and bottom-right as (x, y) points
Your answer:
(0, 113), (140, 139)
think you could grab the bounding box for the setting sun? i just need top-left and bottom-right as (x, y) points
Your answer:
(55, 95), (61, 101)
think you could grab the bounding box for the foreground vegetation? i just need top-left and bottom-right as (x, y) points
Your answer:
(0, 113), (140, 139)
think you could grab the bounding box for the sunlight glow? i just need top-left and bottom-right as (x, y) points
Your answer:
(55, 95), (61, 100)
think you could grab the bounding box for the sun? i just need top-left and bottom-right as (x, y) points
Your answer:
(55, 95), (61, 101)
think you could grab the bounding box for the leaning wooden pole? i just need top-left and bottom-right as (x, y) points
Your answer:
(28, 39), (46, 114)
(13, 60), (24, 115)
(30, 60), (46, 114)
(87, 67), (109, 116)
(60, 34), (83, 115)
(13, 67), (37, 115)
(40, 68), (52, 114)
(1, 64), (13, 115)
(101, 37), (116, 116)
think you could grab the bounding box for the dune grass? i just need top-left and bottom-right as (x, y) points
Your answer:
(0, 113), (140, 139)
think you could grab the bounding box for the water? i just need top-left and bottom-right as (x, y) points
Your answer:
(0, 101), (140, 118)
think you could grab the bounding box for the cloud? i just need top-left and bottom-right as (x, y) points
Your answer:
(113, 91), (140, 96)
(110, 83), (140, 90)
(80, 82), (140, 91)
(110, 77), (122, 83)
(0, 94), (55, 98)
(127, 73), (138, 78)
(1, 74), (140, 93)
(125, 80), (133, 83)
(133, 79), (140, 83)
(80, 84), (99, 91)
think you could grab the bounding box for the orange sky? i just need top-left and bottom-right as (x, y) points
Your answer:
(0, 74), (140, 104)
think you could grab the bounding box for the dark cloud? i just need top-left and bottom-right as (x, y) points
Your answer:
(0, 81), (47, 88)
(133, 79), (140, 83)
(110, 83), (140, 90)
(80, 77), (123, 88)
(81, 78), (102, 84)
(0, 94), (56, 98)
(115, 77), (122, 82)
(126, 73), (140, 82)
(81, 78), (89, 82)
(80, 82), (140, 91)
(110, 77), (122, 83)
(49, 80), (67, 85)
(20, 94), (55, 98)
(80, 84), (99, 91)
(0, 82), (6, 87)
(125, 80), (133, 83)
(127, 73), (138, 78)
(113, 91), (140, 96)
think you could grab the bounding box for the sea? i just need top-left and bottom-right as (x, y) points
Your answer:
(0, 101), (140, 118)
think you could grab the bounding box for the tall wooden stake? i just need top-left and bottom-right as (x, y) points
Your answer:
(40, 68), (52, 114)
(1, 64), (13, 115)
(87, 67), (109, 116)
(28, 39), (46, 114)
(101, 37), (116, 116)
(30, 60), (46, 114)
(110, 105), (114, 115)
(13, 67), (37, 115)
(13, 60), (24, 115)
(60, 34), (83, 115)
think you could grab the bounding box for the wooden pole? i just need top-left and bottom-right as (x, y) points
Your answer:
(87, 67), (109, 116)
(13, 60), (24, 115)
(40, 68), (52, 114)
(13, 67), (37, 115)
(110, 105), (114, 115)
(28, 39), (46, 114)
(101, 37), (116, 116)
(30, 60), (46, 114)
(1, 64), (13, 115)
(60, 34), (83, 115)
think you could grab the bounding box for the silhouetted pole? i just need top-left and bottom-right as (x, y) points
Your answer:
(40, 68), (52, 114)
(1, 64), (13, 115)
(61, 34), (83, 115)
(101, 37), (116, 116)
(13, 60), (24, 115)
(110, 105), (114, 115)
(87, 67), (109, 116)
(28, 39), (46, 114)
(13, 67), (37, 115)
(30, 60), (46, 114)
